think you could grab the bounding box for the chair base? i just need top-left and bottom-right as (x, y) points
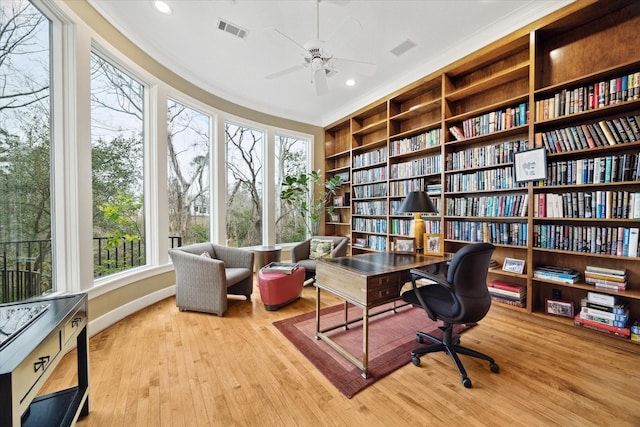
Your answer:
(411, 325), (499, 388)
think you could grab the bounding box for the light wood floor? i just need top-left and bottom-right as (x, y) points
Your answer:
(41, 279), (640, 426)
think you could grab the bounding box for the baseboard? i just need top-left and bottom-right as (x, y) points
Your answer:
(88, 285), (176, 337)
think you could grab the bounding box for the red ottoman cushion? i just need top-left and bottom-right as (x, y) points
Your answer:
(258, 266), (305, 311)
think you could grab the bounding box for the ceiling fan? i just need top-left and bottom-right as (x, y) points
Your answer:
(264, 0), (376, 96)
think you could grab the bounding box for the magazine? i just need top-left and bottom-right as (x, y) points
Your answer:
(262, 262), (299, 274)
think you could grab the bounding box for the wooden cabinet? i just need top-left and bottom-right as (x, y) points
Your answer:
(323, 0), (640, 352)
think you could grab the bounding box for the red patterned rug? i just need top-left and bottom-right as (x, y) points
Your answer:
(273, 303), (474, 398)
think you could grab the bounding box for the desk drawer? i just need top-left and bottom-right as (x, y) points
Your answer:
(367, 273), (401, 305)
(64, 300), (87, 345)
(14, 330), (61, 404)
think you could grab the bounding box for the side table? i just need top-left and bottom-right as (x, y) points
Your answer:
(250, 245), (282, 272)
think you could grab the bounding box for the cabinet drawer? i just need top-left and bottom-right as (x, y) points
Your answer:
(14, 330), (61, 404)
(64, 301), (87, 345)
(367, 273), (401, 305)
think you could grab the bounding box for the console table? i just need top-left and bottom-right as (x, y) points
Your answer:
(315, 252), (451, 378)
(0, 293), (89, 426)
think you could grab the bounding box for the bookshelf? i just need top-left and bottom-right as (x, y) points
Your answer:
(322, 0), (640, 352)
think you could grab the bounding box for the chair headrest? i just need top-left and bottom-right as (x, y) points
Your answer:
(447, 243), (495, 283)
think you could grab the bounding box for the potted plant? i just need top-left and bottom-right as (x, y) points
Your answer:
(280, 170), (342, 235)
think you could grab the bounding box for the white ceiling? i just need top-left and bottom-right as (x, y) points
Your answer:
(88, 0), (573, 127)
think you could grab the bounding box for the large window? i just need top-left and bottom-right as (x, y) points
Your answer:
(90, 52), (145, 277)
(275, 134), (309, 243)
(225, 122), (264, 247)
(167, 99), (211, 246)
(0, 0), (52, 303)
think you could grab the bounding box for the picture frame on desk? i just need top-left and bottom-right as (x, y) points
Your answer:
(394, 237), (416, 254)
(514, 147), (547, 183)
(503, 257), (525, 274)
(545, 299), (574, 318)
(424, 233), (444, 256)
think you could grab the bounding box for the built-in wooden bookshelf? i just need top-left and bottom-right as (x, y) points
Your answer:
(322, 0), (640, 353)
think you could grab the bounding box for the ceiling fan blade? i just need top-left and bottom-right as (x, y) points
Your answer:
(265, 64), (306, 80)
(264, 27), (309, 56)
(333, 57), (377, 76)
(313, 68), (329, 96)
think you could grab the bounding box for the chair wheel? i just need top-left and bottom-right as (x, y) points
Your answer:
(490, 363), (500, 373)
(411, 356), (421, 366)
(462, 377), (472, 388)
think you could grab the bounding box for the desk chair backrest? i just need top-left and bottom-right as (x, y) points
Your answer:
(445, 242), (495, 323)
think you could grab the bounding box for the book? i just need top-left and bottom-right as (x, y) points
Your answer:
(490, 295), (525, 308)
(585, 265), (626, 276)
(262, 262), (299, 274)
(584, 271), (626, 282)
(628, 227), (639, 257)
(587, 291), (617, 306)
(449, 126), (465, 141)
(585, 301), (628, 315)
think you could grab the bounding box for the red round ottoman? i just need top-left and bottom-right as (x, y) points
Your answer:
(258, 266), (305, 311)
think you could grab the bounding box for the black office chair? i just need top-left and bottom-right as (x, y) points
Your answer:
(402, 242), (499, 388)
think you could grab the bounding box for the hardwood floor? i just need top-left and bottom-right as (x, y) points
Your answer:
(40, 280), (640, 426)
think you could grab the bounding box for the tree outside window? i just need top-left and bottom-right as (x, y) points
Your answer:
(0, 0), (52, 302)
(167, 99), (210, 246)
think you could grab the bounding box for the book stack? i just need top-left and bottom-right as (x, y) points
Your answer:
(584, 265), (627, 291)
(632, 321), (640, 343)
(533, 265), (580, 284)
(574, 292), (630, 338)
(487, 280), (526, 307)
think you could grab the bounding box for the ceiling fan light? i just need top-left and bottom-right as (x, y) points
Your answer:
(345, 79), (356, 86)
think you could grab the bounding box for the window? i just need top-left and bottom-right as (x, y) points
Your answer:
(90, 52), (145, 277)
(167, 99), (211, 247)
(275, 134), (309, 243)
(0, 1), (52, 303)
(225, 121), (263, 247)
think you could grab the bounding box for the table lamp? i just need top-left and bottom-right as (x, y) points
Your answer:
(397, 191), (438, 251)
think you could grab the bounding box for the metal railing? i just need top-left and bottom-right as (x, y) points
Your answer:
(1, 236), (183, 304)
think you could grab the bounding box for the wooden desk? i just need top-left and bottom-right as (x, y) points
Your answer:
(315, 252), (451, 378)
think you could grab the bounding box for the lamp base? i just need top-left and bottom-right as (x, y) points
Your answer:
(409, 213), (425, 251)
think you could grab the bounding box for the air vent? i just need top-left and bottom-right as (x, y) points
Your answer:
(217, 19), (248, 40)
(389, 39), (417, 57)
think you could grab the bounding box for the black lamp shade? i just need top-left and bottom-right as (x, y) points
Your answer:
(397, 191), (437, 214)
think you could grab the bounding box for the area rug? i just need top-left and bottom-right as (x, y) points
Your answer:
(273, 303), (475, 398)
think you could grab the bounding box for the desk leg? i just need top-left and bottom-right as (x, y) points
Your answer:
(362, 307), (369, 379)
(343, 301), (349, 330)
(315, 286), (321, 340)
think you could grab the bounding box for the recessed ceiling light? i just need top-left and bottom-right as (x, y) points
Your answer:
(153, 0), (172, 15)
(345, 79), (356, 87)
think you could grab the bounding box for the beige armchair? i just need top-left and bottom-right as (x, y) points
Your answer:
(169, 243), (254, 316)
(290, 236), (349, 281)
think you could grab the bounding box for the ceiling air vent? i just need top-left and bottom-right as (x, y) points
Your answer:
(217, 19), (248, 40)
(389, 39), (417, 57)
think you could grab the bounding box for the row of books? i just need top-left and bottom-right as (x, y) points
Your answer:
(584, 265), (627, 291)
(533, 265), (580, 284)
(352, 217), (387, 234)
(352, 201), (387, 216)
(446, 220), (528, 247)
(389, 128), (441, 156)
(534, 191), (640, 219)
(389, 154), (442, 179)
(534, 115), (640, 154)
(574, 292), (631, 338)
(538, 153), (640, 187)
(487, 280), (526, 308)
(352, 166), (387, 185)
(449, 102), (529, 140)
(389, 177), (429, 197)
(353, 147), (388, 169)
(535, 72), (640, 121)
(532, 225), (640, 257)
(446, 194), (528, 218)
(446, 139), (528, 171)
(390, 218), (441, 235)
(446, 166), (525, 192)
(352, 183), (387, 198)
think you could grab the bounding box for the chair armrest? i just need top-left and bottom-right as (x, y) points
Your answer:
(290, 240), (311, 263)
(408, 268), (453, 322)
(330, 238), (348, 258)
(212, 244), (254, 269)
